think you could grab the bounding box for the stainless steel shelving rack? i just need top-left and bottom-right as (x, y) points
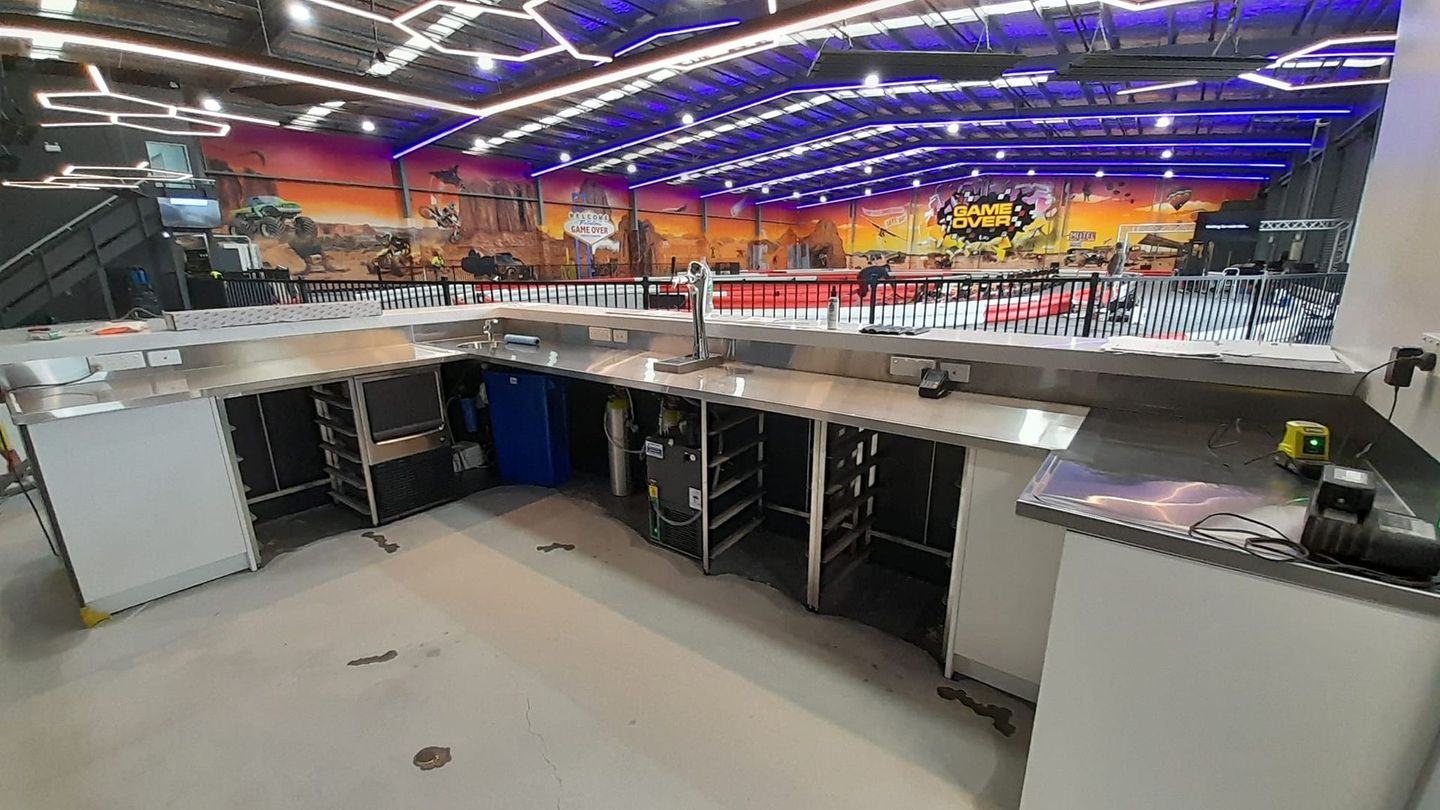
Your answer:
(702, 403), (767, 572)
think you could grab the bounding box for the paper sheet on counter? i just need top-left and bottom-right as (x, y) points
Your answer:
(1101, 337), (1225, 357)
(1102, 336), (1341, 364)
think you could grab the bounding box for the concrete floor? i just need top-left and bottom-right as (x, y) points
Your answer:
(0, 487), (1031, 809)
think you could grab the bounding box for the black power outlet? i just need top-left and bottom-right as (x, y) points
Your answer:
(1385, 346), (1438, 388)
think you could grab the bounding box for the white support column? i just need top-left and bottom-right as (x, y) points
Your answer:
(1332, 0), (1440, 458)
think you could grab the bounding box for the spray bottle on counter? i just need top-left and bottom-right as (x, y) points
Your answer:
(826, 284), (840, 330)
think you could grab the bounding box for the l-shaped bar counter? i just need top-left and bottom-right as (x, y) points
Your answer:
(5, 303), (1440, 810)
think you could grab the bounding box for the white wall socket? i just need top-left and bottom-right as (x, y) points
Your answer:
(889, 355), (937, 377)
(146, 349), (183, 367)
(939, 362), (971, 383)
(88, 351), (146, 371)
(612, 329), (629, 344)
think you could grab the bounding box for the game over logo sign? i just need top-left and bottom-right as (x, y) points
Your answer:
(939, 191), (1038, 243)
(563, 208), (618, 247)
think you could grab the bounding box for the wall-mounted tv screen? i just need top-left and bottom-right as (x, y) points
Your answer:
(158, 197), (222, 229)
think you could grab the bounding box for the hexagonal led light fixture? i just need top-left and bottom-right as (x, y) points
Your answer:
(302, 0), (610, 66)
(1238, 34), (1396, 91)
(3, 162), (194, 190)
(36, 65), (278, 136)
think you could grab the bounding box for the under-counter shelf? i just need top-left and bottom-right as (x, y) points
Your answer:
(329, 489), (371, 517)
(326, 466), (366, 491)
(309, 391), (354, 411)
(709, 490), (763, 530)
(815, 423), (878, 591)
(708, 436), (764, 469)
(316, 416), (358, 438)
(703, 404), (769, 570)
(319, 439), (362, 465)
(708, 409), (759, 436)
(710, 514), (764, 560)
(711, 463), (763, 499)
(822, 519), (873, 565)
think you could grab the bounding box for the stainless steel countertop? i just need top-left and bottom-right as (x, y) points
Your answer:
(6, 343), (462, 424)
(0, 303), (1359, 395)
(1018, 409), (1440, 616)
(431, 338), (1085, 452)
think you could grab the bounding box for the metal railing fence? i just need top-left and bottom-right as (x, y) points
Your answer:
(213, 270), (1345, 345)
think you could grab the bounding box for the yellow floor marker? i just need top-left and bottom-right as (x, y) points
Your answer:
(79, 606), (111, 628)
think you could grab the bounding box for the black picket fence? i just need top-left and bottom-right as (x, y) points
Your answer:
(214, 271), (1345, 344)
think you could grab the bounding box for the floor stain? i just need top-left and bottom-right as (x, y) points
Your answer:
(425, 648), (442, 658)
(536, 542), (576, 553)
(936, 685), (1017, 737)
(346, 649), (397, 667)
(413, 746), (451, 771)
(361, 531), (399, 554)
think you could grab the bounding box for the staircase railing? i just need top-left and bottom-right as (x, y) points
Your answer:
(0, 194), (162, 327)
(0, 195), (122, 275)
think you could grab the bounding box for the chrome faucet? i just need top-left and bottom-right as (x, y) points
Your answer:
(676, 260), (712, 360)
(655, 260), (725, 373)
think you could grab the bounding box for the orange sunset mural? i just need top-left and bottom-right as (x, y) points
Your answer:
(756, 174), (1262, 272)
(202, 125), (1261, 279)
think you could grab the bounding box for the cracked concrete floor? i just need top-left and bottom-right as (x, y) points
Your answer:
(0, 487), (1031, 809)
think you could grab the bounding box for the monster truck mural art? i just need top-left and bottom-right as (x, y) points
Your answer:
(229, 195), (318, 239)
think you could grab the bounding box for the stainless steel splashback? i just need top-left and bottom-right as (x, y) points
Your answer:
(414, 319), (1354, 423)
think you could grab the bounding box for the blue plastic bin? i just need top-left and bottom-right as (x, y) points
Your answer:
(483, 370), (571, 487)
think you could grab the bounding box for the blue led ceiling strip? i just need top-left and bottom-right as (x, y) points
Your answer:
(764, 159), (1289, 202)
(628, 106), (1351, 189)
(613, 19), (745, 58)
(792, 170), (1273, 209)
(703, 143), (1310, 198)
(394, 116), (483, 160)
(528, 77), (942, 177)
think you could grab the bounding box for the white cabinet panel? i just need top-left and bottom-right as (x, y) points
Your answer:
(1022, 532), (1440, 810)
(947, 446), (1063, 699)
(28, 398), (256, 613)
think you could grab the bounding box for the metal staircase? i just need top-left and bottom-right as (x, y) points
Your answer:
(0, 194), (164, 327)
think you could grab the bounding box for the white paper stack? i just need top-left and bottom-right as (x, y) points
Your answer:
(164, 301), (383, 331)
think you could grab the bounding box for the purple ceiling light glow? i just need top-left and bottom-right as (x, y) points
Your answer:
(791, 171), (1272, 209)
(700, 140), (1315, 197)
(770, 159), (1287, 201)
(1288, 50), (1394, 59)
(613, 19), (744, 58)
(393, 116), (483, 159)
(631, 107), (1348, 188)
(375, 0), (924, 159)
(530, 77), (940, 177)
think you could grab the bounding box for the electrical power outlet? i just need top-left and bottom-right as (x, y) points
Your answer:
(889, 355), (936, 378)
(146, 349), (183, 367)
(88, 351), (146, 371)
(612, 329), (629, 344)
(939, 362), (971, 383)
(1386, 346), (1429, 388)
(588, 326), (613, 343)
